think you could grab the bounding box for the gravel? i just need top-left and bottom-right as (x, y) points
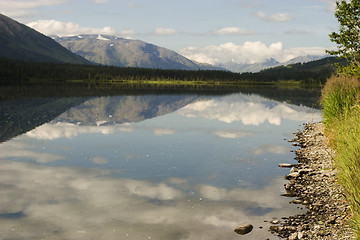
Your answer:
(271, 122), (354, 240)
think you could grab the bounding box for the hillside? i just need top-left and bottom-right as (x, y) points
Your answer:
(54, 35), (224, 70)
(217, 55), (328, 73)
(0, 14), (88, 64)
(241, 57), (343, 83)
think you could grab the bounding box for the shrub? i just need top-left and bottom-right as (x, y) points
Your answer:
(321, 75), (360, 126)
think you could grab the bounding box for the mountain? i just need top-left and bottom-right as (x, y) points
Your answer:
(216, 55), (328, 73)
(218, 58), (280, 73)
(0, 13), (89, 64)
(0, 94), (198, 142)
(282, 55), (329, 65)
(54, 35), (225, 70)
(0, 97), (89, 143)
(55, 95), (198, 125)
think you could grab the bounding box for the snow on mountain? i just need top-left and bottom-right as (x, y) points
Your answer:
(54, 35), (225, 71)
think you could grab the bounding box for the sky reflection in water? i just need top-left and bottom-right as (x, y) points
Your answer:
(0, 93), (321, 240)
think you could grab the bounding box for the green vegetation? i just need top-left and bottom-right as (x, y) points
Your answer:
(0, 56), (341, 86)
(326, 0), (360, 77)
(321, 76), (360, 238)
(322, 1), (360, 237)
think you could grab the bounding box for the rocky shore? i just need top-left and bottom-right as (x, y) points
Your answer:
(271, 122), (354, 240)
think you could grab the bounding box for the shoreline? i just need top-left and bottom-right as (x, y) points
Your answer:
(272, 122), (354, 239)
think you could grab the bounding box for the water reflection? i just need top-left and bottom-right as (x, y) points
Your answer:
(178, 94), (319, 125)
(0, 92), (321, 240)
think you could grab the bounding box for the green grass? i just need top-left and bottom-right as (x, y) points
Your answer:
(320, 75), (360, 238)
(334, 107), (360, 236)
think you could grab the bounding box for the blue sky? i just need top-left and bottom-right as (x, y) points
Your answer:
(0, 0), (339, 65)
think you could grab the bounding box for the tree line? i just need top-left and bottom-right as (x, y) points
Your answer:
(0, 56), (342, 85)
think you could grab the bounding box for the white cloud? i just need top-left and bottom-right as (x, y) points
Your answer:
(93, 0), (109, 4)
(118, 29), (136, 38)
(179, 41), (326, 65)
(255, 11), (293, 22)
(153, 27), (177, 36)
(26, 19), (116, 36)
(209, 27), (256, 36)
(127, 2), (143, 8)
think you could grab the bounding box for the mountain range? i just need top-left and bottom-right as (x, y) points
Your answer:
(53, 35), (224, 71)
(0, 13), (328, 72)
(55, 95), (198, 125)
(0, 13), (88, 64)
(218, 55), (329, 73)
(54, 34), (327, 72)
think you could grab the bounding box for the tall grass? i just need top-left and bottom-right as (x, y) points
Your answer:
(321, 75), (360, 237)
(335, 107), (360, 236)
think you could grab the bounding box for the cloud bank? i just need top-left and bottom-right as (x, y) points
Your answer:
(179, 41), (326, 65)
(27, 19), (116, 36)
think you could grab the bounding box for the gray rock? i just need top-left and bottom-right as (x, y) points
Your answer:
(279, 163), (297, 168)
(234, 223), (253, 235)
(289, 232), (298, 240)
(270, 219), (280, 224)
(285, 172), (300, 180)
(291, 199), (303, 204)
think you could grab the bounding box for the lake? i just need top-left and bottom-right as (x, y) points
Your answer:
(0, 86), (321, 239)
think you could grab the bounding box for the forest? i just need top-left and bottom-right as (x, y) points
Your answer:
(0, 56), (343, 86)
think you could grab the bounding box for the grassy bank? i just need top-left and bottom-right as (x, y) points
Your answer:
(320, 75), (360, 238)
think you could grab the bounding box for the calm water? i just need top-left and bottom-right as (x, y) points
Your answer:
(0, 89), (321, 239)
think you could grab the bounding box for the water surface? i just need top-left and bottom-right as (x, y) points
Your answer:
(0, 90), (321, 239)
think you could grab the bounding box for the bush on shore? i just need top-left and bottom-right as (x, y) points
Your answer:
(321, 75), (360, 238)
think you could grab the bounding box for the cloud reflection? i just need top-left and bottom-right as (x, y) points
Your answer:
(179, 95), (321, 125)
(0, 141), (64, 163)
(26, 122), (134, 140)
(91, 156), (109, 164)
(251, 144), (290, 155)
(151, 128), (176, 136)
(210, 130), (253, 139)
(0, 159), (301, 240)
(26, 122), (116, 140)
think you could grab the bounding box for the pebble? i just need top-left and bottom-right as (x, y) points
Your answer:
(279, 163), (297, 168)
(272, 122), (354, 240)
(234, 223), (253, 235)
